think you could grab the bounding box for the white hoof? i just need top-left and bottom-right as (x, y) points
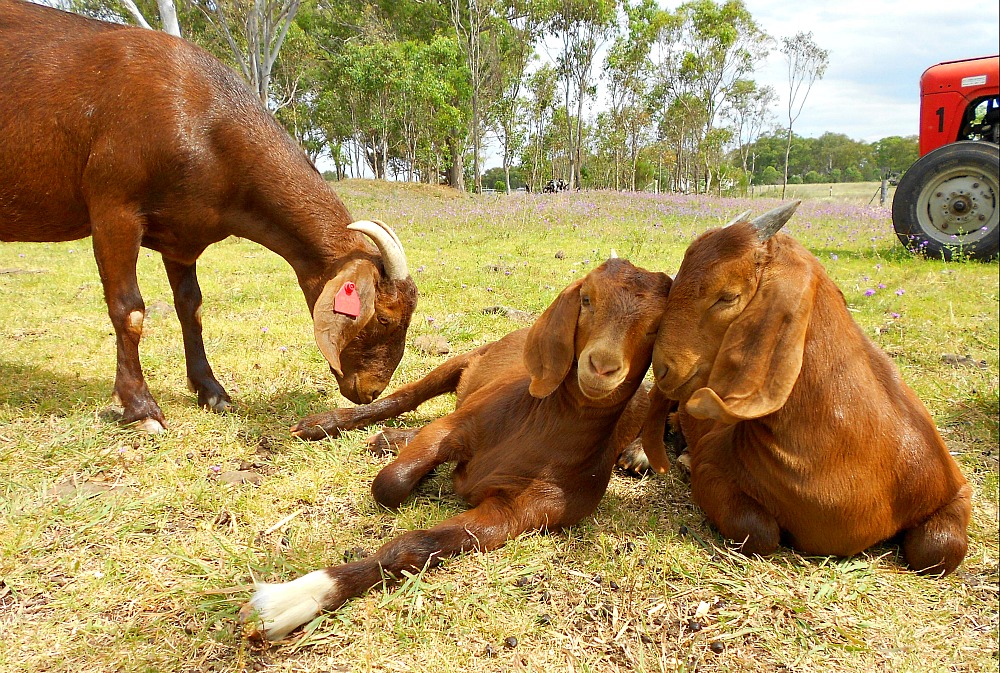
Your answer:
(206, 395), (231, 413)
(241, 570), (338, 641)
(134, 418), (165, 434)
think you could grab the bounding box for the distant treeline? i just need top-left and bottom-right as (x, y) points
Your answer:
(71, 0), (919, 195)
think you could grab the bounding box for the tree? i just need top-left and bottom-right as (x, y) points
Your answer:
(190, 0), (302, 106)
(605, 0), (658, 191)
(780, 30), (828, 198)
(723, 78), (775, 190)
(491, 0), (546, 193)
(547, 0), (617, 189)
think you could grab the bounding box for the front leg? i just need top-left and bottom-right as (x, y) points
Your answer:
(91, 204), (164, 432)
(292, 349), (475, 440)
(366, 427), (422, 456)
(689, 429), (780, 556)
(162, 258), (231, 412)
(371, 417), (466, 509)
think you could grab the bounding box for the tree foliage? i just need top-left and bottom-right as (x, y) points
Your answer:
(63, 0), (914, 192)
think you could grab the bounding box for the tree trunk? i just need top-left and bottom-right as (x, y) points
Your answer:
(448, 137), (466, 191)
(782, 125), (793, 199)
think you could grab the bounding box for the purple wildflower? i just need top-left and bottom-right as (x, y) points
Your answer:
(864, 289), (876, 297)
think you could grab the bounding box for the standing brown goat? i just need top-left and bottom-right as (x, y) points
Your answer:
(0, 1), (417, 431)
(641, 201), (971, 576)
(240, 258), (672, 641)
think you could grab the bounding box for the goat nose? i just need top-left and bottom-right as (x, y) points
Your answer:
(653, 361), (668, 382)
(589, 353), (621, 378)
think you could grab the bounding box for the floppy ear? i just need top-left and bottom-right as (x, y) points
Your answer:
(524, 279), (583, 398)
(687, 242), (817, 424)
(312, 261), (377, 376)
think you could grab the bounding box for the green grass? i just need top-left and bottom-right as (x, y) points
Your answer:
(1, 181), (996, 672)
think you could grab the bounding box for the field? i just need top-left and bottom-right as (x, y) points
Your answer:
(1, 180), (997, 673)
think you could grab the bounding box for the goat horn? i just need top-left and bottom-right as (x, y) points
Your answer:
(348, 220), (409, 280)
(609, 248), (619, 259)
(749, 201), (802, 241)
(723, 210), (752, 228)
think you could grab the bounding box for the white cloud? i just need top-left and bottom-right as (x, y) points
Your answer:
(741, 0), (1000, 139)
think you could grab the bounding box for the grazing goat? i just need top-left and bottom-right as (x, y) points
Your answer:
(641, 201), (971, 575)
(0, 0), (417, 431)
(241, 258), (672, 641)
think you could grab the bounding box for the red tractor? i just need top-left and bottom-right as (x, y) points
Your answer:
(892, 55), (999, 260)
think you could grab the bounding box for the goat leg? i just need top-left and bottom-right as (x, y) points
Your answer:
(371, 418), (466, 509)
(292, 349), (475, 440)
(242, 493), (549, 642)
(90, 204), (166, 432)
(366, 427), (421, 456)
(689, 445), (780, 556)
(902, 483), (971, 576)
(163, 258), (231, 413)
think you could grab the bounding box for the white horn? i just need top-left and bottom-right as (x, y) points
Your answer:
(348, 220), (409, 280)
(609, 248), (619, 259)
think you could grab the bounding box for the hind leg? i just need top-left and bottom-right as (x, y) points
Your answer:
(902, 484), (971, 576)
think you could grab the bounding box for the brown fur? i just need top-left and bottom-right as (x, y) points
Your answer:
(0, 0), (417, 427)
(644, 215), (970, 575)
(244, 259), (671, 640)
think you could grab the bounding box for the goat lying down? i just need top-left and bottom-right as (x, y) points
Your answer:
(641, 202), (971, 576)
(241, 258), (672, 641)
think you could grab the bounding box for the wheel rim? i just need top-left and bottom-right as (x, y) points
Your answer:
(915, 164), (999, 247)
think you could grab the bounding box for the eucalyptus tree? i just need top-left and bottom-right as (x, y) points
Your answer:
(187, 0), (302, 105)
(546, 0), (617, 189)
(672, 0), (768, 192)
(723, 78), (776, 190)
(605, 0), (658, 191)
(523, 64), (559, 190)
(492, 0), (547, 193)
(780, 30), (829, 197)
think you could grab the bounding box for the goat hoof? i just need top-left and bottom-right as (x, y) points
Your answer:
(134, 418), (166, 434)
(616, 440), (653, 477)
(205, 395), (232, 413)
(366, 432), (398, 456)
(676, 451), (691, 475)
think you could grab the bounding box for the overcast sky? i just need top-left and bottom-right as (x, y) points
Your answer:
(735, 0), (1000, 141)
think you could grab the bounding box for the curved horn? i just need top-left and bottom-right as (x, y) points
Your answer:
(749, 200), (801, 241)
(370, 218), (404, 252)
(348, 220), (409, 280)
(723, 209), (752, 228)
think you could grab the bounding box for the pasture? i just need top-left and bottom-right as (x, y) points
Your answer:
(1, 181), (997, 673)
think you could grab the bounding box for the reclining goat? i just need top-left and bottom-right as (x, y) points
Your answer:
(241, 257), (672, 640)
(641, 201), (971, 576)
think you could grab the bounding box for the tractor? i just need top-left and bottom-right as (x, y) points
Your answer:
(892, 54), (999, 260)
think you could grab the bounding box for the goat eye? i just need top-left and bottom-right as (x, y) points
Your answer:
(581, 294), (591, 308)
(713, 293), (739, 309)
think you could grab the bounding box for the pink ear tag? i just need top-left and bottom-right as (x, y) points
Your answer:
(333, 281), (361, 319)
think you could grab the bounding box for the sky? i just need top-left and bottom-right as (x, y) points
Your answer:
(725, 0), (1000, 141)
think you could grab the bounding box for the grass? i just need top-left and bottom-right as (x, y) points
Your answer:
(0, 180), (996, 673)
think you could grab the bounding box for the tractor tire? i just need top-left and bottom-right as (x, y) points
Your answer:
(892, 141), (999, 261)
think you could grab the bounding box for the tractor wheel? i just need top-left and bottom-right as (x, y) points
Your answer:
(892, 141), (999, 261)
